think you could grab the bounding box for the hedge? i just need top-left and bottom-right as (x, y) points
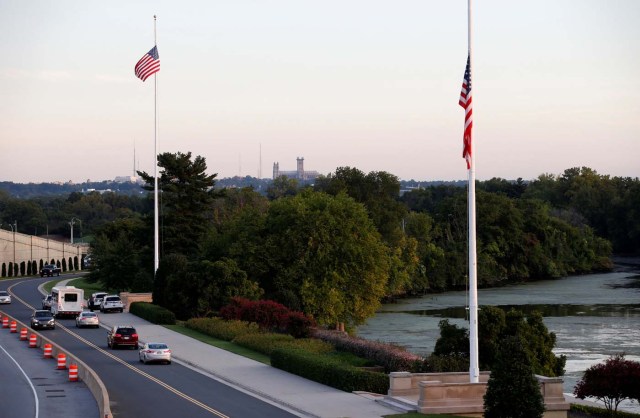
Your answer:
(232, 332), (333, 356)
(129, 302), (176, 325)
(185, 317), (259, 341)
(271, 348), (389, 394)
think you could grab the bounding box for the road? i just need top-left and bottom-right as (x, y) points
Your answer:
(1, 276), (299, 418)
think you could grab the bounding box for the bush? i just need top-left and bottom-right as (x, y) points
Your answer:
(232, 332), (333, 356)
(313, 328), (424, 373)
(424, 353), (470, 373)
(129, 302), (176, 325)
(185, 317), (259, 341)
(271, 348), (389, 394)
(220, 297), (316, 337)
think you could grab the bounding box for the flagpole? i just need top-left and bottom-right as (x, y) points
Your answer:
(467, 0), (480, 384)
(153, 14), (160, 274)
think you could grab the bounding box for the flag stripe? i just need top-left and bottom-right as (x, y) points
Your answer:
(459, 55), (473, 169)
(135, 46), (160, 82)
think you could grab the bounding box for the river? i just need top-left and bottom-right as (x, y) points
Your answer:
(357, 270), (640, 412)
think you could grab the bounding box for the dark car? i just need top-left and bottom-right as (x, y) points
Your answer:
(39, 264), (61, 277)
(30, 310), (56, 330)
(107, 325), (138, 349)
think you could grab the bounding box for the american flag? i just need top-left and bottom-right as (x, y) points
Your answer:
(459, 54), (472, 169)
(135, 46), (160, 82)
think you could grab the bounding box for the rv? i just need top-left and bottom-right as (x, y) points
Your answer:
(51, 286), (85, 318)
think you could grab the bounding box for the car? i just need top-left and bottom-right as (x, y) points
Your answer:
(0, 291), (11, 304)
(41, 294), (53, 309)
(88, 292), (108, 311)
(75, 311), (100, 328)
(139, 342), (172, 364)
(30, 310), (55, 330)
(39, 264), (61, 277)
(100, 295), (124, 313)
(107, 325), (138, 349)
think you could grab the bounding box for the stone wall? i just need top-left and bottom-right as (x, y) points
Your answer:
(0, 229), (88, 270)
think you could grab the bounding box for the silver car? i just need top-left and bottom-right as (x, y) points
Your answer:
(139, 342), (172, 364)
(75, 311), (100, 328)
(0, 291), (11, 304)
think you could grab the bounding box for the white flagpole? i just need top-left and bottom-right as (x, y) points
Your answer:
(467, 0), (480, 384)
(153, 15), (160, 274)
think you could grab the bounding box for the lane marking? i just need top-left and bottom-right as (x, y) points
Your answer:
(7, 282), (230, 418)
(0, 342), (39, 418)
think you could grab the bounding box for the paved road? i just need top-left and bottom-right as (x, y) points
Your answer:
(2, 276), (300, 418)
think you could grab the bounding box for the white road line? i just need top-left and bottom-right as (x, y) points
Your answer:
(0, 342), (39, 418)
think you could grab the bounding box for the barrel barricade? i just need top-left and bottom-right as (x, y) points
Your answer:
(69, 364), (79, 382)
(10, 321), (17, 333)
(43, 343), (53, 358)
(29, 334), (37, 348)
(19, 327), (28, 340)
(57, 353), (67, 370)
(2, 317), (8, 328)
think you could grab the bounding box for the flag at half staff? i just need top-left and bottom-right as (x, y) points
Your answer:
(459, 54), (472, 169)
(135, 46), (160, 82)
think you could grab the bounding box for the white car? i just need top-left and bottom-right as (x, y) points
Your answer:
(100, 295), (124, 313)
(139, 342), (172, 364)
(76, 311), (100, 328)
(0, 291), (11, 304)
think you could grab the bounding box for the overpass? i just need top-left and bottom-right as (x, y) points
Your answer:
(0, 229), (88, 276)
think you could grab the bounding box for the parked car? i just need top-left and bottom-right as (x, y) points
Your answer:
(0, 291), (11, 304)
(139, 342), (172, 364)
(41, 294), (53, 309)
(107, 325), (138, 349)
(100, 295), (124, 313)
(75, 311), (100, 328)
(88, 292), (108, 311)
(39, 264), (61, 277)
(30, 310), (55, 330)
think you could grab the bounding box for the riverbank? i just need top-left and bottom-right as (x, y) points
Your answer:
(612, 255), (640, 274)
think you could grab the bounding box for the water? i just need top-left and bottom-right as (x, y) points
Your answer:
(357, 272), (640, 412)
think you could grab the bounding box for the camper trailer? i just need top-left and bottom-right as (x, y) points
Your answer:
(50, 286), (85, 318)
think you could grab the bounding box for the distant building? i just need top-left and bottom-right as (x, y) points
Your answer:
(114, 175), (141, 184)
(272, 157), (319, 181)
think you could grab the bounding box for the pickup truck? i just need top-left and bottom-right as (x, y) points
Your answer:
(40, 264), (61, 277)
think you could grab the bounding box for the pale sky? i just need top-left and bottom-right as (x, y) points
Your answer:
(1, 1), (638, 184)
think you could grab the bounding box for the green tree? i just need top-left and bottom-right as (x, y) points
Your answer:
(483, 336), (545, 418)
(263, 190), (389, 327)
(266, 176), (299, 200)
(138, 151), (221, 256)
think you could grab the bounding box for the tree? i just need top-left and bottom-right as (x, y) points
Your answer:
(267, 176), (299, 200)
(574, 353), (640, 413)
(483, 336), (545, 418)
(138, 151), (221, 256)
(263, 190), (389, 327)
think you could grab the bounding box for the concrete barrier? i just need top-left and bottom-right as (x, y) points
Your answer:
(119, 292), (152, 312)
(0, 311), (112, 418)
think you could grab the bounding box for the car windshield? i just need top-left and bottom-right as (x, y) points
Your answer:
(148, 344), (168, 349)
(82, 313), (97, 317)
(35, 311), (51, 317)
(0, 291), (8, 296)
(118, 328), (136, 335)
(106, 297), (121, 302)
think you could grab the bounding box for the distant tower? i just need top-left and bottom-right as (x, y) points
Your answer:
(273, 162), (280, 179)
(296, 157), (304, 179)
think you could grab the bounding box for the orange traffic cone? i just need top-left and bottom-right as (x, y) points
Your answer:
(19, 328), (27, 340)
(28, 334), (37, 348)
(57, 353), (67, 369)
(68, 364), (78, 382)
(10, 321), (17, 333)
(43, 343), (53, 358)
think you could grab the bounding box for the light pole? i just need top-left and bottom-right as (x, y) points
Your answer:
(69, 217), (79, 244)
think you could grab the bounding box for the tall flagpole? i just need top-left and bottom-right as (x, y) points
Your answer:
(153, 15), (160, 274)
(467, 0), (480, 384)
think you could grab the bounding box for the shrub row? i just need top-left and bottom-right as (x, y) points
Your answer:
(232, 332), (334, 356)
(312, 328), (425, 373)
(220, 297), (315, 338)
(129, 302), (176, 325)
(271, 348), (389, 394)
(570, 403), (640, 418)
(184, 317), (259, 341)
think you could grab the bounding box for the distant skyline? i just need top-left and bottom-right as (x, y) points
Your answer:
(1, 1), (638, 184)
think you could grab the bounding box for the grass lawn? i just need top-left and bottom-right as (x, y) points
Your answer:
(44, 277), (112, 296)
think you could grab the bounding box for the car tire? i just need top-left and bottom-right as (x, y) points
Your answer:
(142, 355), (147, 364)
(119, 309), (123, 313)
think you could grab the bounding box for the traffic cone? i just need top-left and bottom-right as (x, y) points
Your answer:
(43, 343), (53, 358)
(57, 353), (67, 369)
(29, 334), (37, 348)
(19, 328), (27, 340)
(68, 364), (78, 382)
(2, 317), (8, 328)
(10, 321), (17, 333)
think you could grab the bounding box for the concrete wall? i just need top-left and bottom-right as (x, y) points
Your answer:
(0, 229), (88, 271)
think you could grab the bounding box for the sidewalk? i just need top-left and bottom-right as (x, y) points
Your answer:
(99, 312), (401, 418)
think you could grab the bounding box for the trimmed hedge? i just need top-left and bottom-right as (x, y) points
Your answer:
(185, 317), (259, 341)
(570, 403), (640, 417)
(129, 302), (176, 325)
(271, 348), (389, 394)
(232, 332), (334, 356)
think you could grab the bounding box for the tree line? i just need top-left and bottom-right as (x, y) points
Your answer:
(2, 156), (638, 328)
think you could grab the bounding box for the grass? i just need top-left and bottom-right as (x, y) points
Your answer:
(43, 277), (113, 296)
(164, 324), (271, 365)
